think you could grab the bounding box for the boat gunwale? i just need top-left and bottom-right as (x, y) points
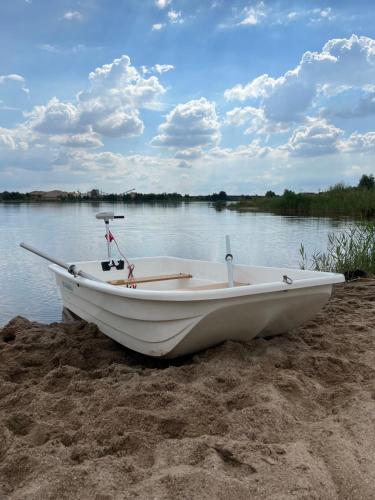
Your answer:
(49, 256), (345, 302)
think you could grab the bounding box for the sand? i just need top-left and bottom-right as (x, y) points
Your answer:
(1, 281), (375, 499)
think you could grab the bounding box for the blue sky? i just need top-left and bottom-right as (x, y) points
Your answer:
(0, 0), (375, 194)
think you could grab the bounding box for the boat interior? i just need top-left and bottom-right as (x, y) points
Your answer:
(70, 257), (331, 291)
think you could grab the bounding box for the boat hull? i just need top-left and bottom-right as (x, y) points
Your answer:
(51, 257), (340, 357)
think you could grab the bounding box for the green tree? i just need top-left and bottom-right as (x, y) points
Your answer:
(265, 190), (276, 198)
(358, 174), (375, 189)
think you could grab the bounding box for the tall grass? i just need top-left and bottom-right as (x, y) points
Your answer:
(300, 221), (375, 276)
(230, 185), (375, 217)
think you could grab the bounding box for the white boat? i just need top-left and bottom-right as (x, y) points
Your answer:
(20, 212), (345, 358)
(49, 256), (344, 358)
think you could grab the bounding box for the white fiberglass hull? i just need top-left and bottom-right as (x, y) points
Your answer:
(50, 257), (344, 358)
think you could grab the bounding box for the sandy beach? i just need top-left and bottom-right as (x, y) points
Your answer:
(1, 281), (375, 499)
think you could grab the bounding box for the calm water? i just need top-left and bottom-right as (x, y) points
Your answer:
(0, 202), (354, 326)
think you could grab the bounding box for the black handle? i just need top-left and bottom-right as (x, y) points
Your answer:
(114, 215), (125, 219)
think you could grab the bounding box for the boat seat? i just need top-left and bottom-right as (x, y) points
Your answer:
(108, 273), (193, 286)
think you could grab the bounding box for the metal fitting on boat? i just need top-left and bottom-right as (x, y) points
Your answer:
(283, 275), (293, 285)
(68, 264), (78, 277)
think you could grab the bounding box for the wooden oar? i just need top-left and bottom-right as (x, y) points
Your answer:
(108, 273), (192, 286)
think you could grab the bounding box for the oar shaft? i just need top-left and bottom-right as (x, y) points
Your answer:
(19, 242), (102, 282)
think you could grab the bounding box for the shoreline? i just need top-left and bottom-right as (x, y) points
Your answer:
(1, 281), (375, 498)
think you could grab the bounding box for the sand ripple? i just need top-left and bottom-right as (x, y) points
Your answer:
(1, 282), (375, 499)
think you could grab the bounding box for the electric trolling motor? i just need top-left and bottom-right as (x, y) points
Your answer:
(95, 212), (125, 271)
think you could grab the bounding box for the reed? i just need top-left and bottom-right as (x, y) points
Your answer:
(300, 221), (375, 276)
(230, 184), (375, 217)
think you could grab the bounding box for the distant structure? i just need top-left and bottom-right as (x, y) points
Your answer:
(87, 189), (100, 198)
(29, 190), (80, 200)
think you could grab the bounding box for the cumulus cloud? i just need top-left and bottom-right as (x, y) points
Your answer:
(286, 118), (343, 157)
(85, 55), (165, 109)
(225, 105), (291, 135)
(90, 109), (144, 138)
(27, 98), (81, 134)
(152, 98), (220, 151)
(0, 125), (35, 151)
(340, 131), (375, 153)
(225, 106), (260, 126)
(27, 55), (165, 140)
(224, 35), (375, 124)
(0, 54), (175, 190)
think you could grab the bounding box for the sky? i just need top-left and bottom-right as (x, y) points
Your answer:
(0, 0), (375, 195)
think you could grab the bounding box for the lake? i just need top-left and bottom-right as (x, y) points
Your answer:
(0, 202), (354, 326)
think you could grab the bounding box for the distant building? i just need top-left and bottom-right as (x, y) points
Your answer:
(87, 189), (100, 198)
(29, 190), (69, 200)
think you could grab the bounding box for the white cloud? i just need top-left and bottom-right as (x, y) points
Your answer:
(63, 11), (83, 21)
(225, 105), (272, 134)
(225, 105), (290, 135)
(239, 2), (266, 26)
(0, 74), (24, 84)
(152, 98), (221, 151)
(224, 74), (277, 101)
(225, 106), (260, 126)
(50, 132), (103, 148)
(155, 0), (172, 9)
(221, 3), (335, 30)
(284, 7), (335, 25)
(152, 23), (165, 30)
(153, 64), (174, 74)
(0, 73), (29, 94)
(27, 98), (82, 134)
(86, 55), (165, 109)
(27, 55), (165, 140)
(168, 10), (182, 23)
(310, 7), (334, 22)
(90, 109), (144, 138)
(286, 118), (343, 157)
(225, 35), (375, 125)
(0, 127), (17, 150)
(340, 131), (375, 153)
(0, 125), (35, 152)
(174, 148), (203, 160)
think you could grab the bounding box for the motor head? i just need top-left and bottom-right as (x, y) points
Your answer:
(95, 212), (124, 222)
(96, 211), (114, 221)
